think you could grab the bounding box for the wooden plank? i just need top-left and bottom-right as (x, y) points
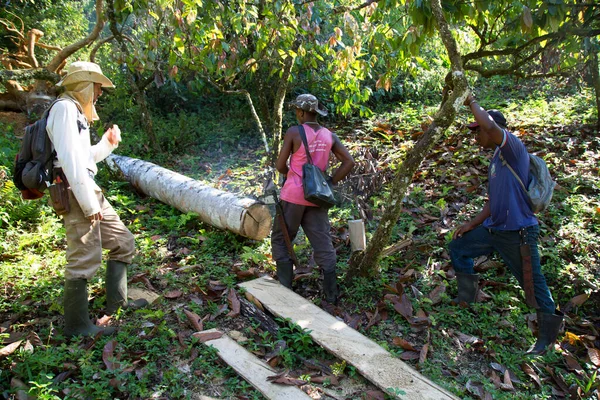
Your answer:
(240, 277), (459, 400)
(200, 329), (311, 400)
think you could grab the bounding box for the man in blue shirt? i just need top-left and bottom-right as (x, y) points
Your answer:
(448, 93), (563, 355)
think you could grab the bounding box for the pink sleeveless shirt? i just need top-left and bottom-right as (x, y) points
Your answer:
(280, 124), (334, 207)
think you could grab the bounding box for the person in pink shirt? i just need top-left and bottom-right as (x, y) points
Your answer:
(272, 94), (355, 304)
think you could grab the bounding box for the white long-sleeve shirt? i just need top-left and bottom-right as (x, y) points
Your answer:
(46, 99), (117, 217)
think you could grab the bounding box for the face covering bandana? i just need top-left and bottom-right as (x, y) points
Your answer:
(61, 81), (99, 122)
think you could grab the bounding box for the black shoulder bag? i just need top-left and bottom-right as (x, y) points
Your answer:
(297, 124), (336, 209)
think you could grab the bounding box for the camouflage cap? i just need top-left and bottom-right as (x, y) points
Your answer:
(288, 94), (328, 117)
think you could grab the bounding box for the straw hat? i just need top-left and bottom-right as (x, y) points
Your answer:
(57, 61), (114, 88)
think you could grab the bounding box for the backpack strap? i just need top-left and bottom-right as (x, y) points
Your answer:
(43, 98), (84, 178)
(498, 151), (527, 193)
(297, 124), (314, 165)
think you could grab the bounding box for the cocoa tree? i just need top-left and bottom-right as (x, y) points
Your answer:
(347, 0), (469, 279)
(347, 0), (600, 278)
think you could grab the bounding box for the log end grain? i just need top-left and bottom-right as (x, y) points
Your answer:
(240, 203), (272, 240)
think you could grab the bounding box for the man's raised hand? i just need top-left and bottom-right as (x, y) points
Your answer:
(105, 124), (121, 146)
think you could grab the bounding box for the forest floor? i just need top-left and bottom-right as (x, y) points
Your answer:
(1, 79), (599, 399)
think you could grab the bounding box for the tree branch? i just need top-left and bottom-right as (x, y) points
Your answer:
(26, 29), (44, 68)
(36, 42), (62, 52)
(89, 35), (114, 62)
(333, 0), (380, 14)
(46, 0), (105, 72)
(0, 18), (24, 39)
(0, 68), (61, 84)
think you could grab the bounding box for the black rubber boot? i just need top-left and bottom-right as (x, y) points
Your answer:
(323, 271), (339, 304)
(527, 310), (564, 355)
(64, 279), (115, 338)
(276, 261), (294, 289)
(452, 272), (479, 304)
(106, 260), (148, 314)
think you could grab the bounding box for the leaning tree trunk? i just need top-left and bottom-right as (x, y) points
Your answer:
(269, 39), (300, 168)
(588, 45), (600, 131)
(106, 155), (272, 240)
(346, 0), (470, 280)
(106, 0), (161, 152)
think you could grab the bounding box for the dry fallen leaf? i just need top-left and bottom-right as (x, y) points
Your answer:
(96, 315), (112, 327)
(465, 379), (485, 398)
(130, 274), (157, 291)
(392, 294), (413, 319)
(102, 340), (120, 371)
(399, 351), (420, 360)
(364, 390), (386, 400)
(563, 293), (589, 313)
(266, 370), (306, 386)
(226, 289), (241, 317)
(184, 309), (203, 332)
(310, 375), (339, 385)
(521, 362), (542, 388)
(564, 354), (584, 372)
(456, 331), (484, 347)
(588, 347), (600, 367)
(419, 342), (429, 365)
(392, 337), (417, 351)
(192, 330), (223, 343)
(0, 340), (22, 358)
(164, 290), (183, 299)
(428, 284), (446, 305)
(500, 370), (515, 391)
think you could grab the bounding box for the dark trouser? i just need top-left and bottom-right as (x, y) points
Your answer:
(271, 201), (336, 273)
(449, 225), (555, 314)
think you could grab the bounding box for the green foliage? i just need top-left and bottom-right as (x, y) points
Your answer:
(274, 317), (327, 368)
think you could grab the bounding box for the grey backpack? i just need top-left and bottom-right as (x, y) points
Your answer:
(12, 99), (76, 199)
(499, 152), (556, 213)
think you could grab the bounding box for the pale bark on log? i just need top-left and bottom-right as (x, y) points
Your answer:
(106, 154), (272, 240)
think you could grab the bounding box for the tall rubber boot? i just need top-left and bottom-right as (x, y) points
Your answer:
(452, 272), (479, 304)
(323, 271), (338, 304)
(276, 261), (294, 289)
(64, 279), (115, 338)
(106, 260), (148, 314)
(527, 310), (564, 355)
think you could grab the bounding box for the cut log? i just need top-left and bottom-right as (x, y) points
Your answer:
(106, 154), (271, 240)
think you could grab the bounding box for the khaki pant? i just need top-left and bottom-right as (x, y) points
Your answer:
(63, 187), (135, 280)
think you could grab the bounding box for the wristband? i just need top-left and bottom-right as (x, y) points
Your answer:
(469, 99), (477, 106)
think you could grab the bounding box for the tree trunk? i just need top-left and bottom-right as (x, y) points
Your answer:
(269, 40), (299, 167)
(106, 154), (272, 240)
(106, 0), (161, 153)
(242, 91), (269, 154)
(346, 0), (469, 280)
(588, 45), (600, 131)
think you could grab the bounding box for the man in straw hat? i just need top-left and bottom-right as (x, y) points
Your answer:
(448, 93), (563, 355)
(272, 94), (354, 304)
(47, 61), (146, 338)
